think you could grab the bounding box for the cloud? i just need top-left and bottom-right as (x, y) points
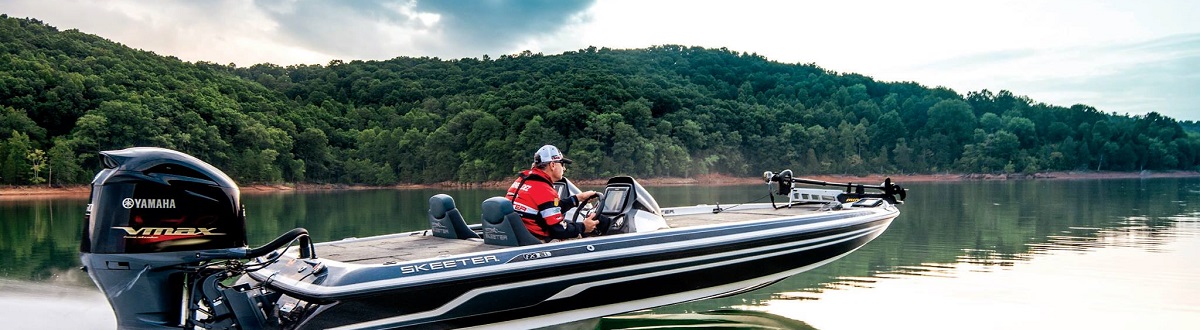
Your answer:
(251, 0), (441, 61)
(414, 0), (595, 55)
(1, 0), (596, 64)
(904, 34), (1200, 121)
(249, 0), (595, 61)
(1064, 34), (1200, 121)
(0, 0), (331, 65)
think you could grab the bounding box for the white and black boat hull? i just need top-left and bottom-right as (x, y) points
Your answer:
(253, 207), (897, 329)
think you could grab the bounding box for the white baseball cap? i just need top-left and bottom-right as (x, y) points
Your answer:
(534, 145), (573, 165)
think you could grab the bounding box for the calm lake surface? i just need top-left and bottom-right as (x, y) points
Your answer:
(2, 178), (1199, 329)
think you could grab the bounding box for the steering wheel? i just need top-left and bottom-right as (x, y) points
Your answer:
(571, 192), (604, 235)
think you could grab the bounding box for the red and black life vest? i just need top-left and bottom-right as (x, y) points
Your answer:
(506, 168), (564, 240)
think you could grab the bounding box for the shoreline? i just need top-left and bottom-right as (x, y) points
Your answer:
(3, 170), (1197, 200)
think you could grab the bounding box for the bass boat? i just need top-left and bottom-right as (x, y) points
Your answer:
(80, 147), (906, 329)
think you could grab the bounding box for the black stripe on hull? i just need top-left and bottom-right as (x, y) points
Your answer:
(438, 219), (888, 329)
(300, 216), (893, 329)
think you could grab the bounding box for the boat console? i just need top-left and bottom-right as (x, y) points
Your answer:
(595, 176), (669, 234)
(559, 176), (668, 235)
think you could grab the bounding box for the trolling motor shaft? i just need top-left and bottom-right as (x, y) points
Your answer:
(763, 169), (907, 205)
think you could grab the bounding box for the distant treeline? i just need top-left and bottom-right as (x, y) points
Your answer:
(1, 15), (1198, 186)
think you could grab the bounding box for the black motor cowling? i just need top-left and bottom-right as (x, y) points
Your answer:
(81, 147), (247, 254)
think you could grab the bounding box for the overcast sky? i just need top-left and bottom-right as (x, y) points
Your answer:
(3, 0), (1197, 121)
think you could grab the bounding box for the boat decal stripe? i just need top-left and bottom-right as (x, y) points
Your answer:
(460, 249), (861, 330)
(331, 221), (890, 329)
(445, 232), (884, 329)
(545, 224), (885, 301)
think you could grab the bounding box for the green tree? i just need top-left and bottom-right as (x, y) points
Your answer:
(242, 149), (284, 183)
(988, 130), (1021, 163)
(47, 139), (85, 185)
(653, 136), (692, 177)
(1, 130), (33, 184)
(294, 128), (331, 181)
(26, 148), (46, 185)
(1004, 116), (1037, 148)
(88, 100), (168, 149)
(923, 100), (977, 169)
(0, 106), (47, 144)
(979, 112), (1003, 133)
(871, 111), (907, 148)
(892, 139), (914, 173)
(924, 99), (977, 143)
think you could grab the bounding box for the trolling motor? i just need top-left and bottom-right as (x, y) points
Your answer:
(763, 169), (907, 208)
(80, 147), (316, 329)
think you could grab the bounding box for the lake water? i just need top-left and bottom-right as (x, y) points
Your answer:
(2, 178), (1199, 329)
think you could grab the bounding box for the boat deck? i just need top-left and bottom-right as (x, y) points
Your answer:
(312, 203), (829, 265)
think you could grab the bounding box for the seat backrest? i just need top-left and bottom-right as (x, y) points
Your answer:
(428, 194), (479, 239)
(481, 197), (543, 246)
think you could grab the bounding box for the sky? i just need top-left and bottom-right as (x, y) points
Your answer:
(2, 0), (1197, 121)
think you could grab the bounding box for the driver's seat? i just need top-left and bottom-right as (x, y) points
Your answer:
(481, 197), (543, 246)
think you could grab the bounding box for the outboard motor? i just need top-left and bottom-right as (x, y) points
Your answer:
(80, 147), (313, 329)
(80, 147), (246, 328)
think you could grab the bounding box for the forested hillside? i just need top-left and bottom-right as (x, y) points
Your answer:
(2, 15), (1198, 186)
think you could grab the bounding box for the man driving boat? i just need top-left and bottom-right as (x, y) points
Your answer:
(506, 145), (603, 241)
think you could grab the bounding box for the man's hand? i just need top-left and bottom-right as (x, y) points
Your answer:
(583, 211), (599, 233)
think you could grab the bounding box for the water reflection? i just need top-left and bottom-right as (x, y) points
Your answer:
(654, 178), (1200, 329)
(2, 178), (1199, 329)
(563, 309), (817, 330)
(0, 196), (91, 285)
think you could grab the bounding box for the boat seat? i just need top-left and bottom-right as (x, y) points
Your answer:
(481, 197), (543, 246)
(428, 194), (479, 239)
